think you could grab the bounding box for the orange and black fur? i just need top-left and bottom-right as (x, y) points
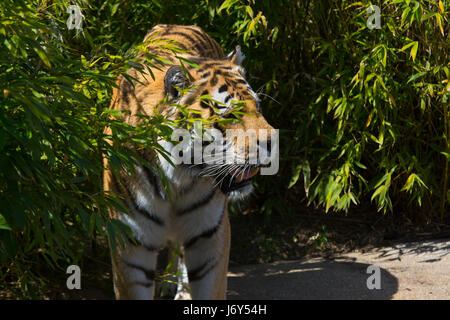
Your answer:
(103, 25), (274, 299)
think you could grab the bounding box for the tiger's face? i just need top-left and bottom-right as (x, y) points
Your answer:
(159, 47), (276, 198)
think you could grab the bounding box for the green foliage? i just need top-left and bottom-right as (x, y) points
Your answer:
(309, 225), (330, 251)
(0, 0), (448, 298)
(226, 0), (449, 219)
(205, 0), (448, 219)
(0, 0), (174, 297)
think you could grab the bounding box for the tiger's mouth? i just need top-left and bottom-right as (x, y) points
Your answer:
(218, 167), (259, 194)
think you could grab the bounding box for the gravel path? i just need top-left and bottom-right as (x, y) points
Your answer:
(227, 240), (449, 300)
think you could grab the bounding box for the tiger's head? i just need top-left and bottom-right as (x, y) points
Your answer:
(151, 47), (277, 198)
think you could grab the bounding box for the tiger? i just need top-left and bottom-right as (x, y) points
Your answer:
(103, 24), (276, 300)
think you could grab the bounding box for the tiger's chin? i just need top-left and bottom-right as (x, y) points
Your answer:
(217, 167), (259, 200)
(227, 183), (254, 200)
(178, 162), (259, 199)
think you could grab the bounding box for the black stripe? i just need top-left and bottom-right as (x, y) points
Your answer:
(188, 260), (209, 281)
(210, 76), (218, 86)
(114, 175), (165, 226)
(159, 36), (188, 51)
(133, 201), (165, 226)
(122, 183), (164, 225)
(124, 261), (156, 281)
(223, 112), (238, 120)
(183, 28), (213, 54)
(185, 26), (220, 58)
(225, 79), (237, 87)
(214, 39), (224, 57)
(177, 111), (185, 119)
(188, 56), (208, 64)
(194, 30), (219, 57)
(131, 281), (153, 288)
(213, 122), (225, 135)
(142, 165), (158, 188)
(142, 165), (165, 199)
(200, 63), (217, 69)
(160, 25), (174, 35)
(184, 206), (225, 249)
(188, 258), (218, 282)
(200, 71), (211, 79)
(224, 94), (233, 104)
(168, 32), (207, 54)
(120, 78), (133, 105)
(200, 100), (210, 109)
(214, 102), (227, 109)
(125, 233), (158, 252)
(214, 69), (234, 78)
(218, 84), (228, 93)
(174, 42), (188, 51)
(177, 188), (217, 216)
(184, 27), (209, 43)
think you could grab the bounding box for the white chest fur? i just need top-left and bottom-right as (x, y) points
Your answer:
(118, 164), (227, 250)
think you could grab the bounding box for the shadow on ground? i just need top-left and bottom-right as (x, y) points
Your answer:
(54, 240), (448, 300)
(370, 241), (450, 262)
(227, 259), (398, 300)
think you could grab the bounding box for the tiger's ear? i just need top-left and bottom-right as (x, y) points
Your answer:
(164, 66), (190, 99)
(225, 45), (245, 65)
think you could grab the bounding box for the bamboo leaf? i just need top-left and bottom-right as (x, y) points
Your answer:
(0, 214), (12, 231)
(436, 13), (444, 36)
(34, 48), (51, 68)
(288, 164), (302, 189)
(410, 41), (418, 61)
(217, 0), (239, 13)
(399, 41), (416, 52)
(407, 71), (427, 83)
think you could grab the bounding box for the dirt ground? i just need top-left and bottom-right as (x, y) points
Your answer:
(229, 201), (450, 266)
(227, 239), (449, 299)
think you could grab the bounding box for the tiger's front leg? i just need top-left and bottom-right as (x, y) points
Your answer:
(110, 239), (159, 300)
(184, 208), (231, 299)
